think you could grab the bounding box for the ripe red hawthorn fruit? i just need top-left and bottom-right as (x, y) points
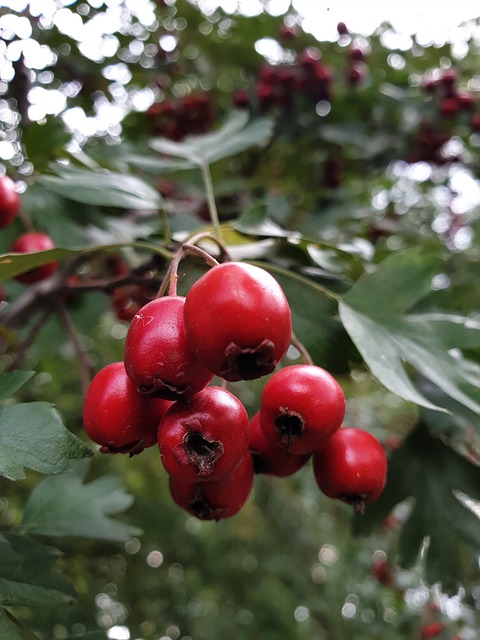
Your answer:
(259, 364), (345, 455)
(0, 175), (20, 229)
(124, 295), (213, 402)
(312, 427), (387, 513)
(10, 231), (57, 284)
(420, 622), (444, 639)
(169, 452), (254, 521)
(336, 21), (348, 36)
(249, 412), (311, 477)
(158, 386), (250, 483)
(83, 362), (172, 455)
(183, 262), (292, 382)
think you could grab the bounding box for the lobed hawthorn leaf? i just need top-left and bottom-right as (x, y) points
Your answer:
(149, 110), (274, 165)
(0, 533), (75, 608)
(39, 166), (162, 210)
(0, 371), (35, 403)
(21, 460), (141, 542)
(338, 248), (480, 415)
(0, 402), (91, 481)
(353, 422), (480, 593)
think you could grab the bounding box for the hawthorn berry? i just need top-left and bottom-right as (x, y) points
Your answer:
(82, 362), (172, 455)
(336, 21), (348, 36)
(312, 427), (387, 513)
(249, 412), (311, 477)
(420, 622), (444, 639)
(10, 232), (57, 284)
(158, 386), (250, 483)
(0, 175), (20, 229)
(124, 295), (213, 401)
(183, 262), (292, 382)
(168, 452), (254, 521)
(259, 364), (345, 454)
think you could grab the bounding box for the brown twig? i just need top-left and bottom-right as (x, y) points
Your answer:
(56, 304), (93, 398)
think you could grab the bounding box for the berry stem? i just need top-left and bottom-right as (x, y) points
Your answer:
(157, 241), (220, 298)
(199, 161), (222, 241)
(290, 330), (314, 365)
(56, 303), (94, 398)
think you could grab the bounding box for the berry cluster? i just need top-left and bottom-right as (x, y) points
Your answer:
(145, 93), (214, 140)
(82, 250), (387, 521)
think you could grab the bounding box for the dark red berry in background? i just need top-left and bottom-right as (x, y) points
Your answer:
(470, 113), (480, 132)
(348, 47), (365, 62)
(124, 295), (213, 402)
(158, 386), (249, 483)
(0, 175), (20, 229)
(336, 21), (348, 36)
(169, 452), (254, 521)
(10, 231), (57, 284)
(83, 362), (172, 455)
(312, 427), (387, 513)
(249, 412), (311, 477)
(184, 262), (292, 382)
(420, 622), (444, 639)
(259, 364), (345, 455)
(278, 25), (296, 41)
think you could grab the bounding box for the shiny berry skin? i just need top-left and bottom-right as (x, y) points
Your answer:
(249, 412), (311, 477)
(259, 365), (345, 454)
(0, 175), (20, 229)
(83, 362), (171, 455)
(169, 452), (254, 521)
(184, 262), (292, 382)
(124, 295), (213, 402)
(312, 427), (387, 513)
(10, 232), (57, 284)
(158, 386), (249, 483)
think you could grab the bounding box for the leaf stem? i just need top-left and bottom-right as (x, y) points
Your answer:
(56, 304), (93, 398)
(199, 162), (222, 241)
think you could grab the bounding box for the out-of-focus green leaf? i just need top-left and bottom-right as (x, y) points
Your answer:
(339, 248), (480, 414)
(0, 609), (42, 640)
(39, 167), (162, 210)
(0, 371), (35, 403)
(0, 533), (75, 607)
(149, 111), (274, 165)
(21, 460), (140, 542)
(0, 241), (170, 281)
(234, 204), (290, 238)
(0, 402), (91, 481)
(353, 422), (480, 593)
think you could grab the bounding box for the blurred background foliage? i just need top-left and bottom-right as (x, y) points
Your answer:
(1, 1), (480, 639)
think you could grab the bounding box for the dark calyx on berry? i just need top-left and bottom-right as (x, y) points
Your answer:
(221, 339), (276, 381)
(100, 439), (146, 457)
(137, 376), (194, 403)
(274, 408), (304, 447)
(173, 420), (225, 478)
(188, 489), (228, 521)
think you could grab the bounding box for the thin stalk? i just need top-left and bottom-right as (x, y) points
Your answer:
(199, 162), (222, 241)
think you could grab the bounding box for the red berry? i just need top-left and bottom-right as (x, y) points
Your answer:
(169, 452), (254, 520)
(184, 262), (292, 382)
(312, 427), (387, 513)
(82, 362), (172, 455)
(336, 22), (348, 36)
(10, 232), (57, 284)
(124, 295), (213, 402)
(232, 89), (250, 109)
(348, 47), (365, 62)
(440, 97), (460, 118)
(0, 175), (20, 229)
(249, 412), (311, 477)
(158, 386), (249, 483)
(259, 365), (345, 454)
(420, 622), (444, 639)
(440, 68), (457, 89)
(346, 64), (365, 86)
(470, 113), (480, 132)
(278, 25), (296, 41)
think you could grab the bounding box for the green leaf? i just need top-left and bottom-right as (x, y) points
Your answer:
(0, 609), (42, 640)
(149, 111), (274, 165)
(353, 422), (480, 593)
(0, 402), (91, 481)
(125, 154), (196, 173)
(234, 204), (290, 238)
(0, 371), (35, 403)
(0, 241), (170, 281)
(339, 248), (480, 414)
(21, 460), (141, 542)
(0, 533), (75, 607)
(39, 166), (162, 210)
